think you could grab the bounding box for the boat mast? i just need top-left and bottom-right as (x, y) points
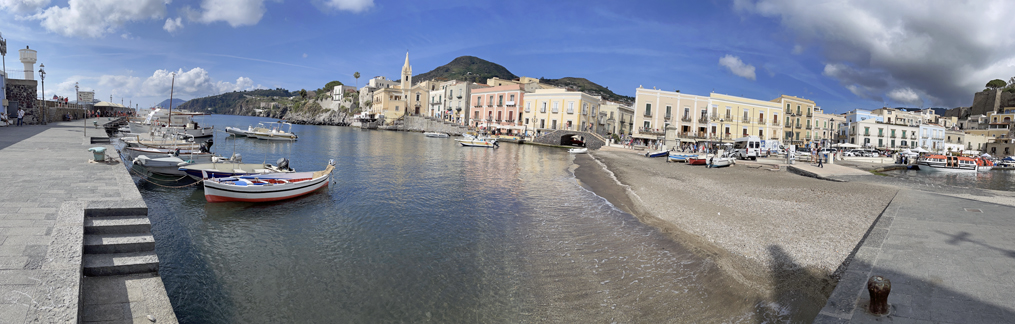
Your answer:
(168, 72), (175, 128)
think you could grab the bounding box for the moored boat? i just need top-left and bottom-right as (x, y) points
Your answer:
(423, 132), (449, 138)
(687, 157), (707, 165)
(706, 155), (735, 168)
(179, 157), (295, 180)
(225, 126), (252, 137)
(918, 155), (992, 172)
(645, 150), (669, 158)
(568, 148), (588, 154)
(203, 160), (335, 203)
(667, 153), (695, 162)
(252, 122), (298, 141)
(458, 138), (499, 148)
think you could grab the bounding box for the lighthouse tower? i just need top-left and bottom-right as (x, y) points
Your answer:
(19, 46), (36, 80)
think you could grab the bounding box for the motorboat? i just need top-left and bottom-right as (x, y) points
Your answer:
(252, 122), (298, 141)
(123, 146), (216, 162)
(687, 156), (707, 165)
(179, 157), (295, 180)
(645, 150), (669, 158)
(568, 148), (588, 154)
(203, 160), (335, 203)
(918, 155), (992, 172)
(706, 155), (735, 168)
(423, 132), (449, 138)
(128, 108), (213, 138)
(225, 126), (253, 137)
(458, 138), (499, 148)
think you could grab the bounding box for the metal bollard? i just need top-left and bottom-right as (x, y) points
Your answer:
(867, 276), (891, 315)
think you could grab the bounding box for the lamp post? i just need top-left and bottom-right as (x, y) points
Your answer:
(38, 63), (45, 125)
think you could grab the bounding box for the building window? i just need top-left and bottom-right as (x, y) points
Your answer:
(551, 119), (557, 130)
(498, 95), (503, 106)
(540, 119), (545, 128)
(525, 102), (531, 112)
(567, 102), (574, 114)
(645, 103), (652, 116)
(541, 102), (547, 113)
(552, 102), (559, 113)
(510, 94), (515, 102)
(477, 97), (482, 106)
(665, 105), (672, 118)
(644, 121), (651, 129)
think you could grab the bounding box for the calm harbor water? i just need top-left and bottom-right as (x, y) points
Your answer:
(882, 168), (1015, 192)
(134, 115), (771, 323)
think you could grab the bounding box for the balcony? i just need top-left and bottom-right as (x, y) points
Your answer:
(805, 125), (812, 130)
(772, 120), (780, 126)
(877, 134), (884, 138)
(724, 114), (732, 120)
(890, 134), (897, 138)
(505, 101), (515, 106)
(807, 112), (813, 117)
(681, 116), (691, 122)
(474, 104), (482, 108)
(698, 117), (709, 123)
(487, 104), (494, 107)
(644, 112), (652, 117)
(795, 124), (802, 129)
(638, 127), (665, 135)
(742, 117), (751, 123)
(864, 133), (870, 137)
(710, 116), (718, 121)
(911, 135), (916, 140)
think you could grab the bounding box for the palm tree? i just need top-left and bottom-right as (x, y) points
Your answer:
(354, 72), (360, 88)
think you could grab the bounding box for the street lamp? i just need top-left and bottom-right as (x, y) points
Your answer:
(38, 63), (45, 124)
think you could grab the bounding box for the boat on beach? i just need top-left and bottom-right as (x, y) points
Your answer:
(687, 156), (707, 165)
(706, 155), (735, 168)
(203, 160), (335, 203)
(568, 148), (588, 154)
(645, 150), (669, 158)
(667, 153), (696, 162)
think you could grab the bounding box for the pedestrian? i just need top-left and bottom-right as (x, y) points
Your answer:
(817, 150), (824, 168)
(17, 107), (25, 126)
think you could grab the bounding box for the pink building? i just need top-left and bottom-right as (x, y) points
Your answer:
(470, 84), (526, 134)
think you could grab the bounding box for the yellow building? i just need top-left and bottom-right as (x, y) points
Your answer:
(371, 52), (417, 122)
(772, 95), (817, 146)
(523, 88), (602, 134)
(812, 107), (842, 146)
(631, 87), (783, 146)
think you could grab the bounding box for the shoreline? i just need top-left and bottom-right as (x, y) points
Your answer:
(572, 147), (899, 321)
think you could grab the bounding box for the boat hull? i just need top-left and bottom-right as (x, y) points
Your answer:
(424, 132), (449, 138)
(204, 176), (329, 203)
(687, 158), (707, 165)
(707, 157), (734, 168)
(646, 150), (668, 158)
(179, 163), (294, 180)
(458, 139), (497, 148)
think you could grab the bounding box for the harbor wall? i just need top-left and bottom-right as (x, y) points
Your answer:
(403, 115), (470, 135)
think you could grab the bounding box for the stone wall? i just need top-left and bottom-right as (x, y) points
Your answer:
(404, 115), (470, 135)
(4, 79), (38, 123)
(970, 89), (1015, 116)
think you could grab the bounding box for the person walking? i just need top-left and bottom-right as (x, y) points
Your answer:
(17, 107), (25, 126)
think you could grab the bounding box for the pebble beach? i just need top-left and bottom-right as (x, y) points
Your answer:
(573, 147), (900, 320)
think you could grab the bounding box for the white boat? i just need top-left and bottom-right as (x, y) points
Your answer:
(252, 122), (298, 141)
(225, 126), (253, 137)
(568, 148), (588, 154)
(133, 155), (193, 176)
(917, 155), (993, 172)
(458, 138), (499, 148)
(123, 146), (216, 162)
(128, 108), (214, 138)
(203, 160), (335, 203)
(179, 157), (295, 180)
(706, 155), (735, 168)
(424, 132), (449, 138)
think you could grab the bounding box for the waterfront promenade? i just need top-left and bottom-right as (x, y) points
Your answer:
(0, 120), (176, 323)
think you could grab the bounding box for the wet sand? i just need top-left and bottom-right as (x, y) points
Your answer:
(572, 148), (898, 322)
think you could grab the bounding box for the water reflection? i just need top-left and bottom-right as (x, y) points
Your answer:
(884, 168), (1015, 191)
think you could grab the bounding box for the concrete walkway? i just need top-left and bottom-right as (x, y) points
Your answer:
(0, 119), (177, 323)
(814, 188), (1015, 323)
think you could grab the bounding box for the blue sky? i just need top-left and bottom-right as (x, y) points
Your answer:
(2, 0), (1014, 113)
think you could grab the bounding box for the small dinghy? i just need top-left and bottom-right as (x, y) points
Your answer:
(423, 132), (449, 138)
(203, 160), (335, 203)
(568, 148), (588, 154)
(645, 150), (669, 158)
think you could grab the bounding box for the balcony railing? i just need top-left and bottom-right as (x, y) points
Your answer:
(681, 116), (691, 122)
(698, 117), (709, 123)
(710, 116), (718, 121)
(890, 134), (897, 138)
(911, 135), (917, 140)
(805, 125), (812, 130)
(725, 114), (732, 120)
(742, 117), (751, 123)
(772, 120), (780, 126)
(796, 124), (802, 129)
(864, 133), (870, 137)
(644, 112), (652, 117)
(807, 112), (813, 117)
(877, 134), (884, 137)
(474, 104), (483, 107)
(638, 127), (665, 135)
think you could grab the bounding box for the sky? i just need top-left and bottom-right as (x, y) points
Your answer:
(2, 0), (1014, 114)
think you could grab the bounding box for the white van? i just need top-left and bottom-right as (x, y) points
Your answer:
(733, 136), (761, 160)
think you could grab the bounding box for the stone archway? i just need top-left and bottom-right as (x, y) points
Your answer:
(532, 130), (607, 150)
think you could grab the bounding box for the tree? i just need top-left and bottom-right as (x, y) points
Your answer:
(323, 81), (343, 94)
(354, 72), (360, 88)
(986, 79), (1007, 90)
(299, 89), (307, 99)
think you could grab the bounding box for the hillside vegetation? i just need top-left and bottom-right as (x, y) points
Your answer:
(539, 77), (634, 104)
(412, 56), (518, 84)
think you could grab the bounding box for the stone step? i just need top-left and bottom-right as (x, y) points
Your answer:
(83, 233), (156, 254)
(84, 215), (152, 235)
(83, 251), (159, 276)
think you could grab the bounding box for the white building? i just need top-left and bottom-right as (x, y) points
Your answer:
(358, 76), (399, 108)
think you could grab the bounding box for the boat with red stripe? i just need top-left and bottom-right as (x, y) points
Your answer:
(203, 160), (335, 203)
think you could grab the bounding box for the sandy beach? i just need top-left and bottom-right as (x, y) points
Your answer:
(573, 147), (899, 321)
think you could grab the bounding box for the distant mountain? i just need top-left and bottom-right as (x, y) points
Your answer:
(539, 77), (634, 104)
(155, 98), (187, 109)
(175, 89), (293, 114)
(413, 56), (518, 84)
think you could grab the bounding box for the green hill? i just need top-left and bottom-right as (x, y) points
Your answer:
(539, 77), (634, 104)
(413, 56), (518, 84)
(175, 89), (292, 114)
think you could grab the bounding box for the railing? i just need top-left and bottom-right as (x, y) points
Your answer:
(724, 114), (732, 120)
(796, 124), (802, 129)
(770, 137), (780, 140)
(911, 135), (916, 139)
(788, 111), (796, 116)
(805, 125), (812, 130)
(742, 117), (751, 123)
(772, 120), (780, 126)
(644, 112), (652, 117)
(506, 104), (516, 107)
(890, 134), (897, 138)
(710, 116), (719, 121)
(698, 117), (709, 123)
(638, 127), (665, 135)
(681, 116), (691, 122)
(864, 133), (870, 137)
(877, 134), (884, 137)
(474, 104), (482, 107)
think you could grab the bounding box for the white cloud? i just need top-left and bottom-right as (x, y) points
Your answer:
(323, 0), (373, 13)
(791, 44), (804, 55)
(164, 17), (183, 33)
(718, 54), (757, 81)
(29, 0), (168, 38)
(185, 0), (267, 27)
(735, 0), (1015, 106)
(0, 0), (50, 13)
(141, 67), (257, 98)
(99, 73), (143, 99)
(887, 88), (921, 106)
